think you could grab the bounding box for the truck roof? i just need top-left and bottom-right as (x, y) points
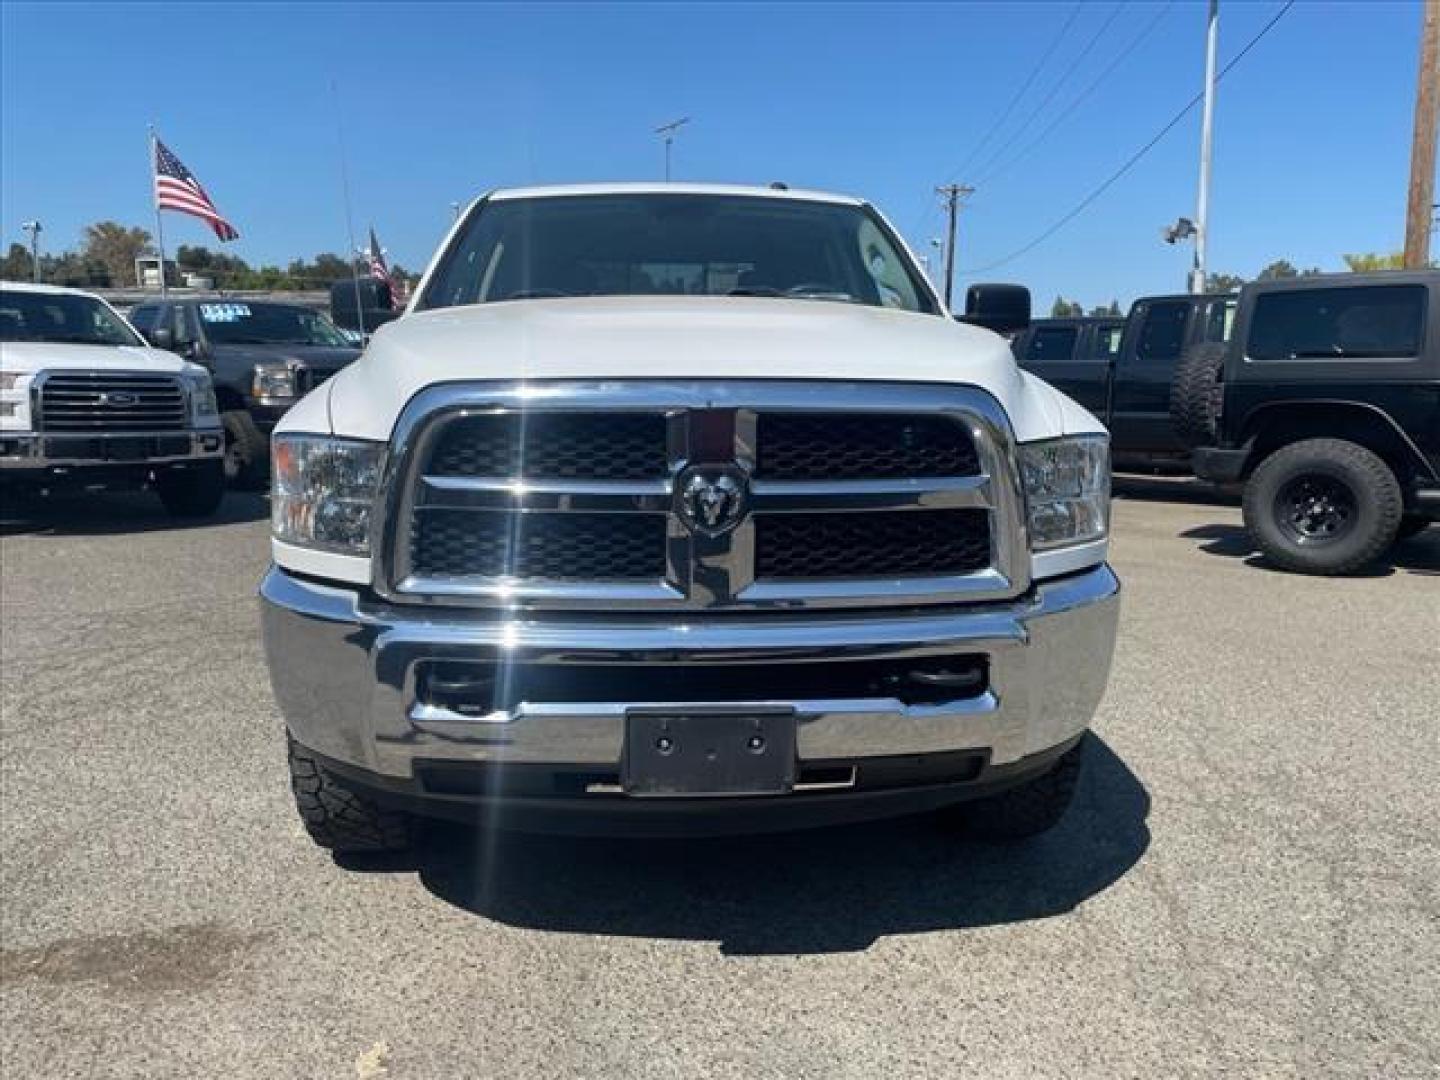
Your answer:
(485, 182), (864, 206)
(0, 281), (105, 299)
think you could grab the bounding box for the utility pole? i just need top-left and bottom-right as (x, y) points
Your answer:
(1191, 0), (1219, 294)
(655, 117), (690, 181)
(935, 183), (973, 309)
(20, 221), (41, 283)
(1405, 0), (1439, 269)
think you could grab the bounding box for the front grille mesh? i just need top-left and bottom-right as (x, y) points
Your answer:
(755, 510), (991, 578)
(412, 510), (667, 580)
(38, 373), (186, 432)
(429, 413), (667, 480)
(756, 413), (980, 479)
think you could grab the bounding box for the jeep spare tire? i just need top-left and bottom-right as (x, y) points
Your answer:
(1169, 342), (1228, 449)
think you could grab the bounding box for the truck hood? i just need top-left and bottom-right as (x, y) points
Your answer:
(0, 341), (195, 375)
(318, 296), (1101, 444)
(210, 343), (361, 371)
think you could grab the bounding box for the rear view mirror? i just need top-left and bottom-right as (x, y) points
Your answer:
(148, 327), (175, 350)
(958, 283), (1031, 336)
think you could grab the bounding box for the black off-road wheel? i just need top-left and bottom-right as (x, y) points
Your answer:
(287, 737), (412, 853)
(221, 410), (269, 490)
(155, 460), (225, 518)
(1169, 342), (1228, 448)
(939, 736), (1085, 842)
(1242, 438), (1403, 575)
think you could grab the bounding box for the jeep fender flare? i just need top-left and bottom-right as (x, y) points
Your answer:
(1233, 399), (1437, 481)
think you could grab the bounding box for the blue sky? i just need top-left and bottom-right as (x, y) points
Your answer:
(0, 1), (1428, 307)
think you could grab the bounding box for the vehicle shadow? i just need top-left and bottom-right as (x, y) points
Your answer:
(0, 489), (268, 537)
(1181, 522), (1440, 577)
(1112, 473), (1236, 507)
(343, 736), (1150, 956)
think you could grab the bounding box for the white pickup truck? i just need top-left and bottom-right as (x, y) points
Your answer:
(1, 283), (224, 516)
(260, 183), (1120, 852)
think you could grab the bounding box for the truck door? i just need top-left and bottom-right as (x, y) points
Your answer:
(1112, 299), (1190, 453)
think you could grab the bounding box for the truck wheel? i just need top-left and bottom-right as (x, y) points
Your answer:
(1397, 515), (1431, 540)
(1169, 342), (1227, 448)
(222, 410), (269, 490)
(155, 461), (225, 518)
(942, 736), (1085, 842)
(287, 737), (412, 853)
(1242, 438), (1402, 575)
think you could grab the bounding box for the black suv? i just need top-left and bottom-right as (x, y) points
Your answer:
(128, 298), (360, 487)
(1173, 271), (1438, 574)
(1012, 294), (1233, 469)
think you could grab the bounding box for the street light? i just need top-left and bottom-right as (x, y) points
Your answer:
(654, 117), (690, 181)
(20, 221), (41, 283)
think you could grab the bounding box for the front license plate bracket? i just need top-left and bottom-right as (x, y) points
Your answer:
(623, 707), (797, 797)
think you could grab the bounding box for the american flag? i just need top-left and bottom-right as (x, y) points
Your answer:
(153, 138), (239, 242)
(367, 227), (406, 304)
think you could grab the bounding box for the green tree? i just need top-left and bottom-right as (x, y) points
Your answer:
(1050, 296), (1084, 317)
(1089, 299), (1122, 317)
(1256, 260), (1298, 280)
(1341, 252), (1404, 272)
(1, 243), (33, 281)
(80, 221), (152, 288)
(1206, 272), (1245, 293)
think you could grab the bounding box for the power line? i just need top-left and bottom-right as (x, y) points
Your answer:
(958, 0), (1296, 278)
(948, 2), (1083, 184)
(976, 1), (1176, 188)
(906, 2), (1082, 240)
(969, 1), (1127, 186)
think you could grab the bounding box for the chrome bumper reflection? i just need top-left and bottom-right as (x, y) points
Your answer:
(260, 564), (1120, 780)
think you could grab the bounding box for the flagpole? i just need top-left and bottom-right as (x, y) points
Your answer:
(149, 124), (169, 297)
(331, 82), (366, 337)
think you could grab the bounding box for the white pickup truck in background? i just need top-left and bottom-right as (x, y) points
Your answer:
(1, 282), (225, 517)
(259, 183), (1120, 853)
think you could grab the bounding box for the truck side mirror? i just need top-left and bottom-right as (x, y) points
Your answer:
(958, 284), (1031, 336)
(148, 327), (175, 350)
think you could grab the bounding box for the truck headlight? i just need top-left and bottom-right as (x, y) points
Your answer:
(272, 435), (385, 554)
(1019, 435), (1110, 550)
(253, 363), (296, 399)
(184, 372), (218, 419)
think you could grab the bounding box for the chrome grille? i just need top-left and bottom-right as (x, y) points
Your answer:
(756, 413), (981, 479)
(36, 372), (186, 432)
(429, 413), (667, 480)
(412, 510), (667, 580)
(379, 381), (1028, 611)
(755, 510), (990, 578)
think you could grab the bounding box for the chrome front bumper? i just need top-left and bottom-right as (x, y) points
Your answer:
(261, 563), (1120, 782)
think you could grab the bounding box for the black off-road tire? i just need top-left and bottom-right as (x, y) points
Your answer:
(155, 460), (225, 518)
(287, 737), (412, 853)
(1396, 515), (1431, 540)
(221, 410), (269, 490)
(1169, 342), (1228, 449)
(1242, 438), (1403, 576)
(941, 736), (1085, 842)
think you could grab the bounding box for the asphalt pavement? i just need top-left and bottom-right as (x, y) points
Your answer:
(1, 480), (1436, 1079)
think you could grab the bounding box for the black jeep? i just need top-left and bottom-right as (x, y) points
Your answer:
(128, 298), (361, 487)
(1173, 271), (1438, 574)
(1012, 293), (1234, 470)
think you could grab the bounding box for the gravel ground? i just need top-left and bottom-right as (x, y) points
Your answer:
(1, 480), (1436, 1079)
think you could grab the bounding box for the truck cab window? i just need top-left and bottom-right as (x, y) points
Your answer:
(1135, 301), (1189, 362)
(1025, 326), (1079, 365)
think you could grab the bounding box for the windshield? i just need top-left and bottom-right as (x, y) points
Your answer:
(198, 302), (350, 346)
(0, 290), (143, 347)
(419, 193), (939, 315)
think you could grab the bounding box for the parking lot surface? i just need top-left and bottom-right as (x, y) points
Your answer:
(2, 481), (1437, 1079)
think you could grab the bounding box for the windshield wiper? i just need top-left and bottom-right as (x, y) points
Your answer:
(1287, 349), (1399, 359)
